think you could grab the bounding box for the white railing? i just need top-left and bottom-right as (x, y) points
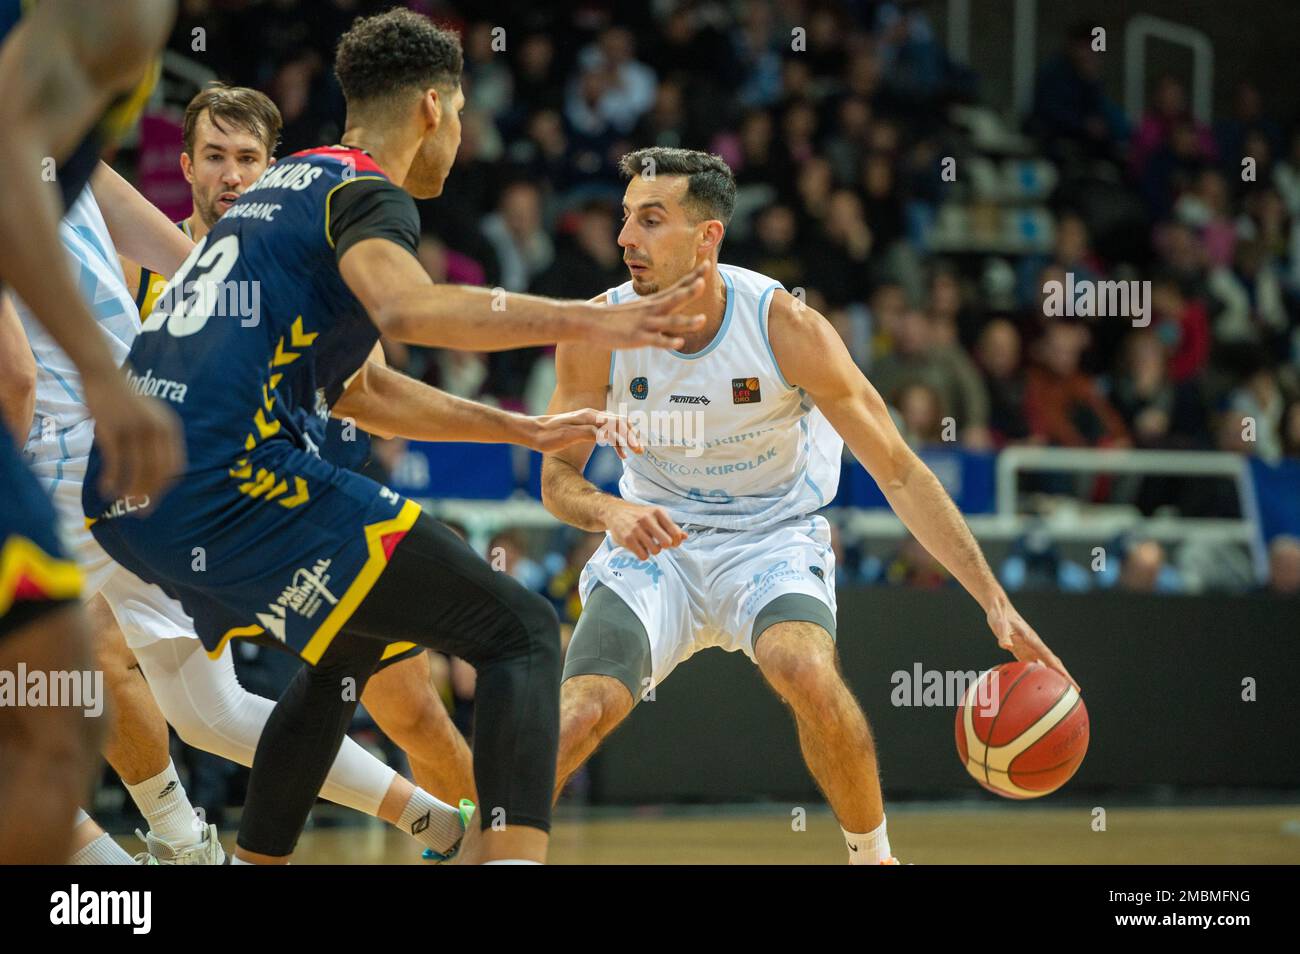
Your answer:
(1011, 0), (1037, 119)
(418, 445), (1268, 583)
(946, 0), (1037, 118)
(946, 0), (971, 65)
(995, 446), (1265, 579)
(1124, 14), (1214, 123)
(946, 4), (1215, 125)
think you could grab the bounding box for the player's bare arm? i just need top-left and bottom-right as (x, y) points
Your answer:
(91, 162), (192, 279)
(0, 294), (36, 441)
(768, 290), (1077, 689)
(332, 341), (642, 456)
(540, 298), (687, 560)
(0, 0), (182, 498)
(339, 237), (707, 353)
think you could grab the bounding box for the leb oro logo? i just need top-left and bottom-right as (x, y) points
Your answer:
(732, 376), (762, 404)
(630, 376), (649, 400)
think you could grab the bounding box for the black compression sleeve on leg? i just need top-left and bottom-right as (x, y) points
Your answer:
(236, 632), (385, 857)
(346, 514), (561, 833)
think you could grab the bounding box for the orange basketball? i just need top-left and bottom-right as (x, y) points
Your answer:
(954, 661), (1088, 798)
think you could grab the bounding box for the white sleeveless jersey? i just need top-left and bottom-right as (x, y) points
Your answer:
(605, 263), (842, 531)
(17, 189), (139, 477)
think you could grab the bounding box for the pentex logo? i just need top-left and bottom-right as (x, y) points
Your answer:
(732, 377), (761, 404)
(668, 393), (711, 405)
(630, 376), (649, 400)
(256, 558), (338, 639)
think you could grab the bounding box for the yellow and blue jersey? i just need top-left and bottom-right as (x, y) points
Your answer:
(136, 217), (373, 473)
(83, 146), (420, 661)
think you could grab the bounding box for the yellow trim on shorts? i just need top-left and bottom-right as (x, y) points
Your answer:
(0, 534), (82, 616)
(381, 640), (417, 660)
(298, 498), (422, 664)
(205, 624), (264, 660)
(206, 499), (422, 663)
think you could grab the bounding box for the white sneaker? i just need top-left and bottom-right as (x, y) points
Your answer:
(133, 823), (226, 865)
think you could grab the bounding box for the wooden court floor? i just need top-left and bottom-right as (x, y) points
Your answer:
(174, 804), (1300, 864)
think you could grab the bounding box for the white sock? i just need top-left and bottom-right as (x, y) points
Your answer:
(124, 760), (201, 847)
(843, 816), (892, 865)
(397, 788), (463, 853)
(230, 856), (254, 865)
(482, 860), (541, 865)
(71, 832), (136, 865)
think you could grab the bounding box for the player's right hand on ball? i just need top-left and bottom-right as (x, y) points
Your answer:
(986, 596), (1079, 692)
(84, 373), (186, 501)
(606, 502), (687, 560)
(583, 264), (707, 350)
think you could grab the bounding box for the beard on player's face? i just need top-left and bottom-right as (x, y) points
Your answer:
(197, 171), (259, 227)
(198, 189), (227, 228)
(629, 247), (698, 296)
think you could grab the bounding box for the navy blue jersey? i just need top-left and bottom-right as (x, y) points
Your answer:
(298, 386), (373, 473)
(87, 146), (403, 493)
(82, 146), (424, 660)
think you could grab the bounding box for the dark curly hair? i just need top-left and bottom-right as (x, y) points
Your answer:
(618, 148), (736, 225)
(334, 9), (463, 107)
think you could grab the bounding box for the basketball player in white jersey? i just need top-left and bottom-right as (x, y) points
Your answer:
(9, 181), (632, 862)
(543, 148), (1078, 864)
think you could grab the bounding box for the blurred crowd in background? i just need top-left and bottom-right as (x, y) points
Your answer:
(105, 0), (1300, 817)
(139, 1), (1300, 597)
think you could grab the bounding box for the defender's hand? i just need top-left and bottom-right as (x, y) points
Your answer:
(527, 408), (643, 459)
(581, 265), (708, 350)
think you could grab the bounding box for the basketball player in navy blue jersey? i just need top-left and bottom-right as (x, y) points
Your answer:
(85, 10), (705, 865)
(0, 0), (188, 863)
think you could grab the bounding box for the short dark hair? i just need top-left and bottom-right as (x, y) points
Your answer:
(618, 148), (736, 225)
(183, 83), (282, 158)
(335, 9), (463, 108)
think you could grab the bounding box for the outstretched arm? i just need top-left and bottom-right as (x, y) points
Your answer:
(769, 291), (1077, 688)
(332, 347), (638, 455)
(338, 237), (707, 353)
